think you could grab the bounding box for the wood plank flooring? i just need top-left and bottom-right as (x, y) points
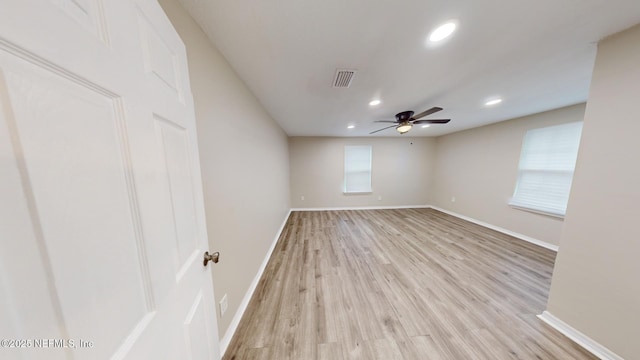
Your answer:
(223, 208), (595, 360)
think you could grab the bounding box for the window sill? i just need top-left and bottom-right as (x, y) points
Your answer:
(343, 191), (372, 195)
(508, 204), (565, 219)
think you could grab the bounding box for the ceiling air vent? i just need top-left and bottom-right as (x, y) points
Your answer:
(333, 69), (356, 88)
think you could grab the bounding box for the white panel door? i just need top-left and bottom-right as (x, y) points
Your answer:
(0, 1), (221, 359)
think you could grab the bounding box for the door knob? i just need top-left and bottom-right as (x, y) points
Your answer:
(203, 251), (219, 266)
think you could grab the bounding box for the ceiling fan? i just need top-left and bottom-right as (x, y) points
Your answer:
(370, 107), (450, 134)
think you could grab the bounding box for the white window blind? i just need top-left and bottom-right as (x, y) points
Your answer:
(509, 121), (583, 217)
(344, 145), (372, 193)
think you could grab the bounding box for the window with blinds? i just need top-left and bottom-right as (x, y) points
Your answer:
(344, 145), (372, 193)
(509, 122), (583, 217)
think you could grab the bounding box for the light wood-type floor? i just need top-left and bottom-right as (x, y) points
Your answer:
(223, 209), (595, 360)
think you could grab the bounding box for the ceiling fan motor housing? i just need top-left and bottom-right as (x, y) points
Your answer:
(396, 111), (414, 122)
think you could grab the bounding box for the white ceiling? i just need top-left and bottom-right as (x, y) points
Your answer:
(177, 0), (640, 137)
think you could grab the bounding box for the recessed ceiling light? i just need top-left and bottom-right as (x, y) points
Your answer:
(429, 21), (457, 43)
(421, 124), (431, 128)
(347, 125), (355, 129)
(485, 98), (503, 106)
(369, 99), (381, 106)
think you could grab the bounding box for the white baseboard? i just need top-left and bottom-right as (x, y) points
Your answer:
(291, 205), (431, 211)
(428, 206), (559, 252)
(219, 209), (292, 356)
(538, 311), (623, 360)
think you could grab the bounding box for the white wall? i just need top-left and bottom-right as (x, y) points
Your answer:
(546, 24), (640, 360)
(433, 104), (586, 246)
(159, 0), (291, 338)
(289, 137), (436, 208)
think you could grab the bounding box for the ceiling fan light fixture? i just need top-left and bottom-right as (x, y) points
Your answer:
(396, 122), (413, 134)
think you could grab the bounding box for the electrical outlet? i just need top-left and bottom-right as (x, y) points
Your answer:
(378, 195), (382, 201)
(451, 196), (456, 202)
(219, 294), (228, 316)
(301, 195), (305, 201)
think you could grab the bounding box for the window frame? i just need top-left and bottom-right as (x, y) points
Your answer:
(509, 121), (583, 218)
(343, 145), (372, 194)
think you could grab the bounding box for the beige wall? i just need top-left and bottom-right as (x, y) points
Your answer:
(433, 104), (586, 246)
(289, 137), (436, 208)
(159, 0), (291, 338)
(546, 25), (640, 359)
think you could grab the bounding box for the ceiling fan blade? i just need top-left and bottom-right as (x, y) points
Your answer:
(412, 119), (450, 124)
(412, 107), (443, 120)
(369, 125), (397, 134)
(374, 120), (398, 123)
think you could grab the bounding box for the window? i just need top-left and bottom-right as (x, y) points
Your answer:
(344, 145), (372, 193)
(510, 122), (583, 217)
